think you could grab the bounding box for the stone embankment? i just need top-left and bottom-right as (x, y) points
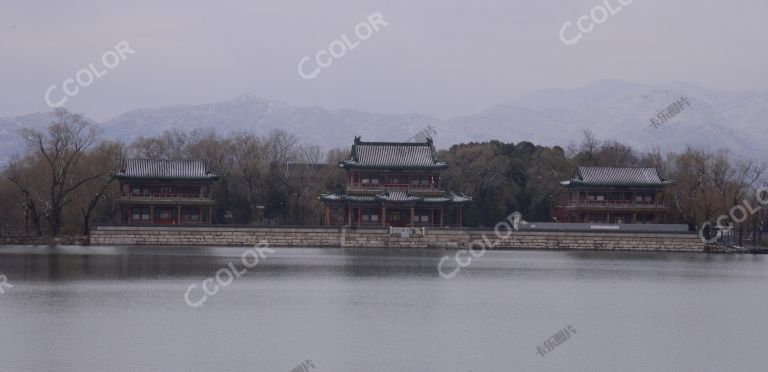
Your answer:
(88, 225), (706, 252)
(0, 235), (89, 246)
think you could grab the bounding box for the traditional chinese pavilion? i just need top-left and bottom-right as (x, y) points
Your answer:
(552, 166), (673, 224)
(113, 159), (219, 225)
(320, 137), (472, 227)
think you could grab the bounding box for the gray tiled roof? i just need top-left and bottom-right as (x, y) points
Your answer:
(319, 190), (471, 204)
(113, 159), (219, 180)
(378, 191), (423, 203)
(562, 166), (671, 187)
(340, 137), (448, 169)
(423, 192), (473, 203)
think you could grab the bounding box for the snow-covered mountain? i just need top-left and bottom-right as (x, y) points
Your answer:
(102, 94), (443, 148)
(444, 79), (767, 157)
(1, 80), (766, 165)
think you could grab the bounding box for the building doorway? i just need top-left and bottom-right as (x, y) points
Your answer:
(387, 210), (407, 227)
(156, 207), (176, 224)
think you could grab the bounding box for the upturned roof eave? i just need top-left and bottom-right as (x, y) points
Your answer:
(112, 174), (220, 181)
(319, 191), (472, 204)
(339, 163), (448, 170)
(564, 180), (672, 188)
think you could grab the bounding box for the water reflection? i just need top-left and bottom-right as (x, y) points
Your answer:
(1, 246), (767, 372)
(0, 246), (455, 281)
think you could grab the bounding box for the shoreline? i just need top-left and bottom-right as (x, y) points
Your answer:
(3, 225), (764, 254)
(93, 225), (708, 253)
(0, 243), (764, 255)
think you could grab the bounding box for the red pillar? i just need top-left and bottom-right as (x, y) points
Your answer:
(381, 206), (386, 226)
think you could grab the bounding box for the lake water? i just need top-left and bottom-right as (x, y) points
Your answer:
(0, 246), (766, 372)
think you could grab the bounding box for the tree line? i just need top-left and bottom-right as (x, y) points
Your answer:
(1, 109), (765, 241)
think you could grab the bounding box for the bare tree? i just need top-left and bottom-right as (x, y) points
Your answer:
(5, 156), (44, 236)
(73, 141), (125, 234)
(287, 144), (326, 224)
(265, 129), (298, 166)
(230, 131), (266, 223)
(13, 109), (101, 235)
(579, 129), (600, 164)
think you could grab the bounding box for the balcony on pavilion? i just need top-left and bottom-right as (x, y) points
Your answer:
(320, 137), (472, 227)
(552, 166), (673, 224)
(113, 159), (219, 225)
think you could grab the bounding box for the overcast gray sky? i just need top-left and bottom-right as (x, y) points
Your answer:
(1, 0), (767, 121)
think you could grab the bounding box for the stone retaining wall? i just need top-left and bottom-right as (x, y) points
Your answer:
(90, 225), (705, 252)
(0, 235), (89, 246)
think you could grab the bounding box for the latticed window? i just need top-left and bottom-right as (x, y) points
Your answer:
(131, 207), (150, 221)
(362, 212), (379, 222)
(361, 176), (380, 185)
(635, 192), (654, 203)
(131, 186), (150, 195)
(410, 176), (431, 187)
(181, 207), (201, 222)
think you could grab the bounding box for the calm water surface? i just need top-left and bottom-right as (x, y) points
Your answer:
(0, 246), (766, 372)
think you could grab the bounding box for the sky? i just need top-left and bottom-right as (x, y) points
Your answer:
(1, 0), (767, 121)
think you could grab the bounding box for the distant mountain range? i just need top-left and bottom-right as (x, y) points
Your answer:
(2, 79), (766, 164)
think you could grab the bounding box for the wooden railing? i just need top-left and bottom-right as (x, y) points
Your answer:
(350, 183), (434, 190)
(567, 200), (667, 208)
(389, 227), (426, 237)
(120, 193), (211, 201)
